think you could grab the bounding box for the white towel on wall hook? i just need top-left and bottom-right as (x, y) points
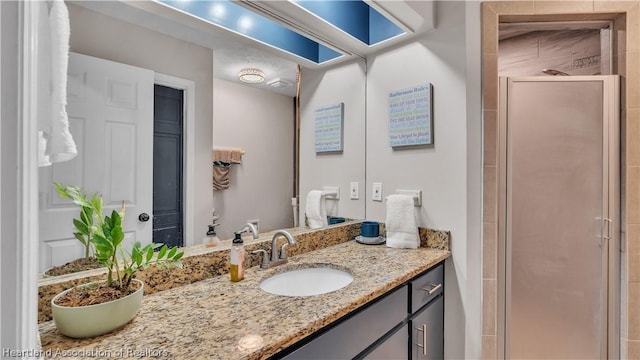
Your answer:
(306, 190), (328, 229)
(385, 194), (419, 249)
(38, 0), (77, 167)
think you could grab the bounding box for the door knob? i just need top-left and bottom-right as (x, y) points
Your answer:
(138, 213), (150, 222)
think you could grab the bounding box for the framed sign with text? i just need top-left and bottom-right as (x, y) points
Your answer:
(314, 103), (344, 153)
(388, 83), (433, 147)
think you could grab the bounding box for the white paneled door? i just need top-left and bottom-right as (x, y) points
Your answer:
(39, 52), (154, 272)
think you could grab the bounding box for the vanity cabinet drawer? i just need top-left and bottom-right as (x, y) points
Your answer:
(410, 263), (444, 313)
(282, 285), (408, 360)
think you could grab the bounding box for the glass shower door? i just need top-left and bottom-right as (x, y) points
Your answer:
(502, 77), (614, 359)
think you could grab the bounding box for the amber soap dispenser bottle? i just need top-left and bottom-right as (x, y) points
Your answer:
(230, 232), (245, 282)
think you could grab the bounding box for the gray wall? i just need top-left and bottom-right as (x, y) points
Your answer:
(66, 4), (214, 246)
(366, 3), (471, 358)
(300, 60), (367, 221)
(298, 2), (483, 358)
(212, 78), (294, 239)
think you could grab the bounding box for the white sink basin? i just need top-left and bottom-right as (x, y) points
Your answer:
(259, 266), (353, 297)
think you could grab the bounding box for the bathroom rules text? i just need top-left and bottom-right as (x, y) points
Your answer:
(388, 83), (432, 147)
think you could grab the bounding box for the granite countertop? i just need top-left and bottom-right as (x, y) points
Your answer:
(39, 240), (450, 359)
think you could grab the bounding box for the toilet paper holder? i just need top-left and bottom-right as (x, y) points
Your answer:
(385, 189), (422, 207)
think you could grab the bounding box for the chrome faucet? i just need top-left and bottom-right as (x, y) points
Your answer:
(239, 222), (259, 240)
(252, 230), (297, 269)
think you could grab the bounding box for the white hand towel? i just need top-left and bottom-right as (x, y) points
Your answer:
(385, 194), (419, 249)
(47, 0), (77, 163)
(38, 0), (77, 167)
(306, 190), (328, 229)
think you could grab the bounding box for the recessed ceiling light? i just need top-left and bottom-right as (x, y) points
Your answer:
(238, 68), (265, 84)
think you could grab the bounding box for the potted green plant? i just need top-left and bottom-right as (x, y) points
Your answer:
(43, 184), (104, 276)
(50, 190), (183, 338)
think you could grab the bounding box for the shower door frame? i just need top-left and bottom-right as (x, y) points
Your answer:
(497, 76), (620, 359)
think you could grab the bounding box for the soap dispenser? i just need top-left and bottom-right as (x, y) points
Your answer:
(229, 232), (245, 282)
(203, 209), (221, 247)
(204, 225), (220, 247)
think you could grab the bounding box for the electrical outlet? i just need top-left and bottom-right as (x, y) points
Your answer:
(350, 182), (359, 200)
(372, 182), (383, 201)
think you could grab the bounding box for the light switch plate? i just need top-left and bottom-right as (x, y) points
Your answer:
(350, 182), (359, 200)
(372, 182), (383, 201)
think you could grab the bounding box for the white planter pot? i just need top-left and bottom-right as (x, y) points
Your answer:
(51, 279), (144, 338)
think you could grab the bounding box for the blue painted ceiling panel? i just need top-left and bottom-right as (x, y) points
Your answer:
(160, 0), (343, 63)
(369, 7), (405, 45)
(318, 44), (343, 63)
(296, 1), (370, 44)
(293, 0), (405, 46)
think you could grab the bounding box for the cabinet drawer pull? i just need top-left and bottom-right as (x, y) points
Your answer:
(416, 324), (428, 355)
(421, 283), (442, 294)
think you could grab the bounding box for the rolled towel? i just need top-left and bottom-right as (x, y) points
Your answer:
(385, 194), (419, 249)
(306, 190), (328, 229)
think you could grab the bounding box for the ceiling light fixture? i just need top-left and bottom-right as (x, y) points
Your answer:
(238, 68), (265, 84)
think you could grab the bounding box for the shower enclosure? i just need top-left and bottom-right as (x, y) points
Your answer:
(498, 76), (620, 359)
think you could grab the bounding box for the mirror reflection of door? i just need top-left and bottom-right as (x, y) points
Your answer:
(153, 84), (184, 248)
(38, 52), (154, 272)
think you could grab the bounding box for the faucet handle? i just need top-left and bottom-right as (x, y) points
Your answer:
(279, 243), (291, 260)
(251, 249), (269, 268)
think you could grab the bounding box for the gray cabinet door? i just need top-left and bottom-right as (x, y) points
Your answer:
(363, 324), (409, 360)
(411, 296), (443, 360)
(283, 286), (407, 360)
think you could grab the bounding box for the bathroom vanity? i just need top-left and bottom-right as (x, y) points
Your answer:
(38, 233), (449, 359)
(280, 263), (444, 359)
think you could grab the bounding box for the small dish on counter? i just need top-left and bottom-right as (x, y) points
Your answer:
(355, 235), (386, 245)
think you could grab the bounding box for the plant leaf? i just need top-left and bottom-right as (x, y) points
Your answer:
(167, 246), (177, 258)
(54, 183), (72, 199)
(72, 218), (89, 235)
(145, 246), (154, 262)
(73, 232), (88, 246)
(91, 195), (102, 218)
(111, 210), (121, 227)
(80, 207), (92, 226)
(157, 244), (167, 260)
(111, 226), (124, 248)
(72, 198), (91, 208)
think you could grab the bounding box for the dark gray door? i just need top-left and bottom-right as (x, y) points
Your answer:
(153, 84), (183, 247)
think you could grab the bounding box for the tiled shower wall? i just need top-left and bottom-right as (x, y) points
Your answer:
(481, 1), (640, 358)
(499, 29), (604, 76)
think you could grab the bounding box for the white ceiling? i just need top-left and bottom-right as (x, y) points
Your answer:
(72, 1), (433, 97)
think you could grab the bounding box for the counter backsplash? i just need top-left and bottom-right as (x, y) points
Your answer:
(37, 221), (450, 322)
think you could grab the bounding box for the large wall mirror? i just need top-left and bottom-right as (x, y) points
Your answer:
(37, 0), (366, 274)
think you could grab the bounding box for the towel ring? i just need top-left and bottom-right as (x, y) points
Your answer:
(384, 190), (422, 207)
